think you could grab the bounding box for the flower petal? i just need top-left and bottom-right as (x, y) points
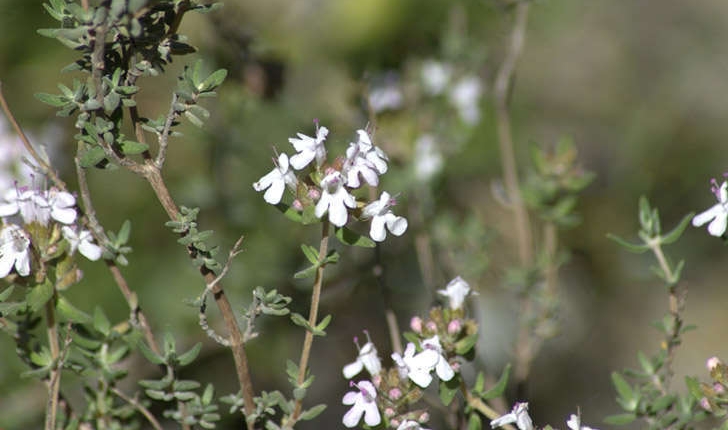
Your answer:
(385, 214), (408, 236)
(708, 213), (728, 237)
(692, 205), (721, 227)
(342, 402), (364, 428)
(343, 360), (364, 379)
(369, 216), (387, 242)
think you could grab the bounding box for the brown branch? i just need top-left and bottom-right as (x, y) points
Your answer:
(290, 219), (331, 423)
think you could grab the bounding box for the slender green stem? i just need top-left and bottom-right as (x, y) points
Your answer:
(44, 299), (60, 430)
(291, 219), (331, 422)
(460, 380), (516, 430)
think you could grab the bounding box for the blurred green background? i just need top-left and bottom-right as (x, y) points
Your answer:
(1, 0), (728, 428)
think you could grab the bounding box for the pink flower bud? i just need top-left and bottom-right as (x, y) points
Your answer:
(447, 319), (462, 335)
(707, 356), (721, 371)
(292, 199), (304, 211)
(384, 407), (396, 418)
(372, 374), (382, 388)
(410, 316), (423, 333)
(715, 383), (726, 395)
(388, 388), (402, 400)
(450, 361), (461, 372)
(425, 321), (437, 332)
(418, 411), (430, 423)
(308, 188), (321, 201)
(700, 397), (711, 411)
(390, 419), (400, 428)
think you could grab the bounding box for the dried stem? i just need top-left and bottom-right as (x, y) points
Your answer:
(493, 1), (535, 390)
(111, 387), (164, 430)
(291, 219), (331, 422)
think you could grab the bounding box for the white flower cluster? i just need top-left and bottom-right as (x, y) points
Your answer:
(491, 403), (599, 430)
(340, 328), (456, 428)
(0, 185), (102, 278)
(421, 60), (483, 126)
(253, 124), (408, 242)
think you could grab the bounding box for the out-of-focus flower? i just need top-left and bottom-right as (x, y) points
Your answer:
(343, 332), (382, 379)
(0, 224), (31, 278)
(566, 413), (599, 430)
(289, 125), (328, 170)
(392, 342), (439, 388)
(693, 180), (728, 237)
(421, 60), (452, 95)
(62, 226), (102, 261)
(421, 335), (455, 381)
(413, 134), (443, 181)
(345, 130), (388, 189)
(437, 276), (472, 310)
(253, 153), (298, 205)
(449, 75), (482, 125)
(397, 420), (431, 430)
(362, 191), (408, 242)
(369, 83), (403, 113)
(490, 402), (534, 430)
(315, 171), (356, 227)
(342, 380), (381, 428)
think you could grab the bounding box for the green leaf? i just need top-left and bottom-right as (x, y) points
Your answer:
(603, 413), (636, 425)
(685, 376), (703, 400)
(202, 384), (215, 405)
(79, 146), (107, 168)
(300, 244), (320, 265)
(439, 377), (459, 406)
(299, 404), (326, 421)
(275, 203), (303, 222)
(468, 413), (482, 430)
(293, 387), (307, 400)
(177, 343), (202, 367)
(454, 333), (478, 355)
(637, 351), (654, 375)
(56, 296), (91, 324)
(107, 346), (130, 365)
(611, 372), (637, 411)
(173, 380), (201, 391)
(138, 341), (165, 365)
(660, 213), (694, 245)
(293, 265), (318, 279)
(184, 110), (204, 127)
(652, 394), (676, 412)
(290, 313), (311, 330)
(117, 220), (131, 245)
(119, 139), (149, 155)
(93, 307), (111, 336)
(334, 226), (375, 248)
(315, 315), (332, 332)
(606, 233), (650, 253)
(481, 363), (511, 400)
(0, 285), (15, 302)
(139, 378), (172, 390)
(198, 69), (228, 92)
(35, 92), (67, 107)
(473, 371), (485, 394)
(27, 280), (54, 313)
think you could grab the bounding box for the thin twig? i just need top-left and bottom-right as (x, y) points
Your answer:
(44, 300), (61, 430)
(290, 219), (331, 423)
(111, 387), (164, 430)
(460, 380), (517, 430)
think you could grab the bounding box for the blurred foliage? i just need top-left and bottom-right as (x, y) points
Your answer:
(2, 0), (728, 429)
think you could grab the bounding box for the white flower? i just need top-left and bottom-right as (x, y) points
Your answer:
(62, 226), (102, 261)
(342, 380), (381, 428)
(0, 224), (31, 277)
(369, 84), (403, 113)
(315, 171), (356, 227)
(345, 130), (389, 188)
(449, 75), (482, 125)
(288, 125), (329, 170)
(46, 188), (77, 225)
(253, 153), (298, 205)
(392, 342), (439, 388)
(414, 134), (443, 181)
(343, 332), (382, 379)
(397, 420), (430, 430)
(361, 191), (408, 242)
(693, 180), (728, 237)
(567, 413), (599, 430)
(491, 402), (534, 430)
(437, 276), (472, 310)
(421, 335), (455, 381)
(0, 187), (76, 225)
(421, 60), (452, 95)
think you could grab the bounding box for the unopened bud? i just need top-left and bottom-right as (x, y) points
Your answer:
(707, 356), (721, 371)
(308, 188), (321, 201)
(410, 316), (423, 333)
(700, 397), (711, 411)
(425, 321), (437, 333)
(384, 407), (396, 418)
(447, 319), (462, 335)
(388, 388), (402, 400)
(292, 199), (304, 211)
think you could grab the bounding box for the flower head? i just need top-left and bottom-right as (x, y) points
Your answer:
(422, 335), (455, 381)
(438, 276), (472, 310)
(490, 402), (534, 430)
(0, 186), (76, 226)
(342, 380), (381, 428)
(693, 180), (728, 237)
(62, 226), (102, 261)
(345, 130), (389, 188)
(0, 224), (31, 278)
(362, 191), (408, 242)
(392, 342), (439, 388)
(343, 331), (382, 379)
(253, 153), (298, 205)
(289, 125), (328, 170)
(315, 170), (356, 227)
(567, 413), (599, 430)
